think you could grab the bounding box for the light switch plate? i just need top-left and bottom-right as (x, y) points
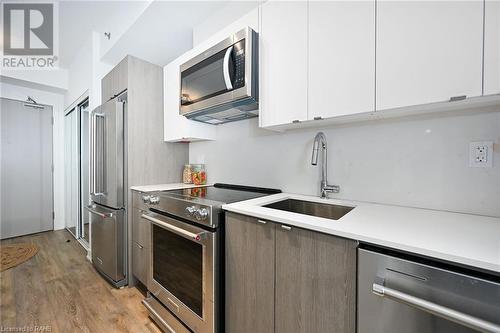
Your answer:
(469, 141), (493, 168)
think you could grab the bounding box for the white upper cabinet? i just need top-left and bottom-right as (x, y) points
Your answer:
(163, 53), (216, 142)
(309, 1), (375, 119)
(259, 1), (308, 128)
(484, 0), (500, 95)
(376, 1), (484, 110)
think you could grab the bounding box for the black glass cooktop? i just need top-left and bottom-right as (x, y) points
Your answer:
(166, 183), (281, 204)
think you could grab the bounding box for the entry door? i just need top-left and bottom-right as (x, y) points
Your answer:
(0, 98), (53, 239)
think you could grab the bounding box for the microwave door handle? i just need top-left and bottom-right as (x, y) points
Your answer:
(223, 46), (234, 90)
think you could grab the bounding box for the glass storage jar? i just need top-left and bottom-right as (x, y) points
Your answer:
(182, 164), (192, 184)
(191, 164), (207, 185)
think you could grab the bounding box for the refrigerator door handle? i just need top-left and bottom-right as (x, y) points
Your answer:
(90, 110), (96, 196)
(92, 111), (106, 196)
(86, 205), (113, 218)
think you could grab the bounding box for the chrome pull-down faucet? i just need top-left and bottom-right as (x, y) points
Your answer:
(311, 132), (340, 198)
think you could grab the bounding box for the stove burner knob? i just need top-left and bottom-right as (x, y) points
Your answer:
(149, 196), (160, 205)
(194, 208), (209, 221)
(185, 206), (196, 216)
(141, 195), (151, 204)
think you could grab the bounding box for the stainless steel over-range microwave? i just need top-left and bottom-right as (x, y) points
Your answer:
(179, 27), (258, 124)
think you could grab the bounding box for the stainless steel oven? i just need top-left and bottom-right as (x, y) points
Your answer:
(141, 184), (281, 333)
(144, 212), (217, 333)
(179, 27), (258, 124)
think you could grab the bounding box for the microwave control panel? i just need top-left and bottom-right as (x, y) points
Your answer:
(232, 39), (246, 89)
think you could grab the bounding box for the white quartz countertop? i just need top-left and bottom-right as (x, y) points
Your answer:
(130, 183), (212, 192)
(222, 193), (500, 274)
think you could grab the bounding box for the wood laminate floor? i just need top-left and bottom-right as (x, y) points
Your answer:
(0, 230), (161, 333)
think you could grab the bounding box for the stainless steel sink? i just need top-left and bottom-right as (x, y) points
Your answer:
(263, 199), (354, 220)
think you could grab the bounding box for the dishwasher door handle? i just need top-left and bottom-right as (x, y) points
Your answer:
(372, 283), (500, 333)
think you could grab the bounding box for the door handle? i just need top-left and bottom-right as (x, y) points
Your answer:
(142, 214), (207, 241)
(90, 111), (96, 195)
(280, 225), (292, 231)
(223, 46), (234, 90)
(372, 282), (500, 333)
(92, 113), (106, 196)
(85, 205), (113, 218)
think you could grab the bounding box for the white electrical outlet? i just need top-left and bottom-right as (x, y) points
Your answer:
(469, 141), (493, 168)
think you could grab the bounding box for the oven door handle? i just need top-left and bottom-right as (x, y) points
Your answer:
(223, 45), (234, 90)
(142, 214), (207, 241)
(373, 282), (500, 333)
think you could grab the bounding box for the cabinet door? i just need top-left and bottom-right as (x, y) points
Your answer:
(112, 57), (128, 97)
(132, 207), (150, 248)
(259, 1), (308, 127)
(309, 1), (375, 119)
(225, 213), (275, 333)
(275, 225), (356, 333)
(132, 207), (150, 287)
(101, 71), (113, 103)
(484, 0), (500, 95)
(376, 1), (483, 110)
(163, 57), (217, 142)
(132, 240), (148, 286)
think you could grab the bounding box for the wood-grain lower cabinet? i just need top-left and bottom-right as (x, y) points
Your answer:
(275, 225), (357, 333)
(131, 203), (150, 287)
(225, 213), (275, 333)
(225, 212), (357, 333)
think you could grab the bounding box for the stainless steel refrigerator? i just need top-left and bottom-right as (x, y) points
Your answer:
(86, 98), (127, 288)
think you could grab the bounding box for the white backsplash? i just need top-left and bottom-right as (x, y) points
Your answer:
(189, 110), (500, 217)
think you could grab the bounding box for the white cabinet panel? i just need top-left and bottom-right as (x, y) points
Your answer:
(259, 1), (308, 127)
(309, 1), (375, 119)
(484, 0), (500, 95)
(376, 1), (483, 110)
(163, 54), (216, 142)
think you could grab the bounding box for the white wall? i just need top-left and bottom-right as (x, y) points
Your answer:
(65, 32), (112, 110)
(65, 37), (93, 107)
(193, 1), (260, 45)
(1, 69), (68, 91)
(189, 5), (500, 217)
(190, 112), (500, 217)
(0, 81), (66, 229)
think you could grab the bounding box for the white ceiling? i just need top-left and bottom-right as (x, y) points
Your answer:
(58, 0), (151, 68)
(100, 1), (230, 67)
(56, 1), (259, 69)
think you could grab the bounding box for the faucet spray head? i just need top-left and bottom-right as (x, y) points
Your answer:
(311, 140), (319, 165)
(311, 132), (326, 165)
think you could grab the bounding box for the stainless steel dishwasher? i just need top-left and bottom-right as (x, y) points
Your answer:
(358, 248), (500, 333)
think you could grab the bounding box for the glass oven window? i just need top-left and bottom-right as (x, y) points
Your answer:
(153, 224), (203, 317)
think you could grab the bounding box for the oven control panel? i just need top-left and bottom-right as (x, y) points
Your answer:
(142, 195), (160, 205)
(185, 205), (210, 221)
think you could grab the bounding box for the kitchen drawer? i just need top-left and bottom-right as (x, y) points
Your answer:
(132, 240), (149, 287)
(143, 296), (191, 333)
(132, 207), (150, 247)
